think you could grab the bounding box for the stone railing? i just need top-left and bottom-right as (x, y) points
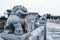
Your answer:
(29, 27), (44, 40)
(0, 27), (44, 40)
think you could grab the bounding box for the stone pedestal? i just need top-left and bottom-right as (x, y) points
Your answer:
(1, 33), (30, 40)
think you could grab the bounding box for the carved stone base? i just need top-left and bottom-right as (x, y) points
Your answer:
(1, 33), (30, 40)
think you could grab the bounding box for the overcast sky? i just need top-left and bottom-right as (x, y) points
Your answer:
(0, 0), (60, 16)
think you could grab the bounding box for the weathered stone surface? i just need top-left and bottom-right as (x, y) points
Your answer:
(1, 33), (30, 40)
(1, 5), (30, 40)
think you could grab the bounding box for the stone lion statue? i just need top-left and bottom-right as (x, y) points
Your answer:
(4, 5), (29, 36)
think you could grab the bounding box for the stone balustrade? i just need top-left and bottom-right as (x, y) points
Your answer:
(29, 27), (44, 40)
